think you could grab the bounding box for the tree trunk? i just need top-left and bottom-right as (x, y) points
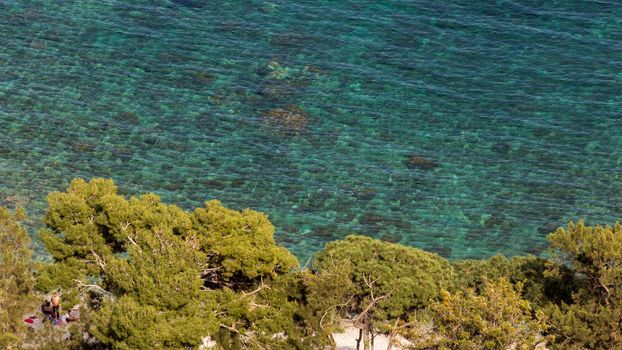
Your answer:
(328, 334), (336, 350)
(356, 328), (363, 350)
(363, 321), (371, 350)
(371, 332), (375, 350)
(386, 332), (395, 350)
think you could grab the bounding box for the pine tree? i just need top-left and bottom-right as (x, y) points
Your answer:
(0, 207), (36, 349)
(37, 178), (304, 349)
(545, 220), (622, 349)
(313, 235), (454, 349)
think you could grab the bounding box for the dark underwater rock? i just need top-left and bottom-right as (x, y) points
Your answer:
(199, 179), (226, 190)
(282, 184), (304, 195)
(262, 105), (309, 131)
(29, 40), (45, 49)
(1, 195), (29, 209)
(310, 190), (331, 203)
(379, 233), (402, 243)
(314, 225), (338, 239)
(72, 142), (96, 153)
(303, 64), (328, 75)
(194, 71), (214, 84)
(270, 32), (313, 48)
(144, 135), (159, 145)
(208, 95), (225, 106)
(308, 165), (327, 175)
(114, 111), (140, 125)
(171, 0), (204, 8)
(404, 154), (439, 170)
(538, 222), (561, 235)
(112, 146), (133, 160)
(230, 179), (246, 188)
(359, 212), (387, 226)
(160, 163), (174, 172)
(354, 188), (377, 201)
(393, 219), (412, 231)
(465, 228), (487, 240)
(156, 141), (191, 153)
(524, 247), (541, 255)
(491, 142), (511, 154)
(484, 213), (504, 228)
(162, 182), (183, 191)
(427, 245), (452, 257)
(258, 82), (299, 102)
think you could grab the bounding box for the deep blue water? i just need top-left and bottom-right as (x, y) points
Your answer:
(1, 1), (621, 260)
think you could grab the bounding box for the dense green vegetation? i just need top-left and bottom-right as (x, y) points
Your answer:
(1, 178), (621, 349)
(0, 207), (35, 348)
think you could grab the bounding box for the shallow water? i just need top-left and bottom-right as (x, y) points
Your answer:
(1, 1), (621, 260)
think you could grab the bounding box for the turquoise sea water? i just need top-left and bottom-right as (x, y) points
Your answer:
(1, 1), (621, 259)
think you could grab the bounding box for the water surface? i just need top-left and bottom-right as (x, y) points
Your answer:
(1, 0), (621, 259)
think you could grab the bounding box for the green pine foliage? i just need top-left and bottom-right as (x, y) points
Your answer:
(315, 235), (455, 314)
(91, 228), (219, 349)
(412, 278), (547, 350)
(302, 263), (357, 338)
(191, 199), (298, 289)
(235, 273), (331, 349)
(37, 178), (303, 349)
(314, 235), (455, 347)
(3, 178), (621, 349)
(545, 220), (622, 349)
(453, 254), (576, 307)
(0, 207), (36, 349)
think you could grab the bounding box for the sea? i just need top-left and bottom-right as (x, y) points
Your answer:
(1, 0), (621, 260)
